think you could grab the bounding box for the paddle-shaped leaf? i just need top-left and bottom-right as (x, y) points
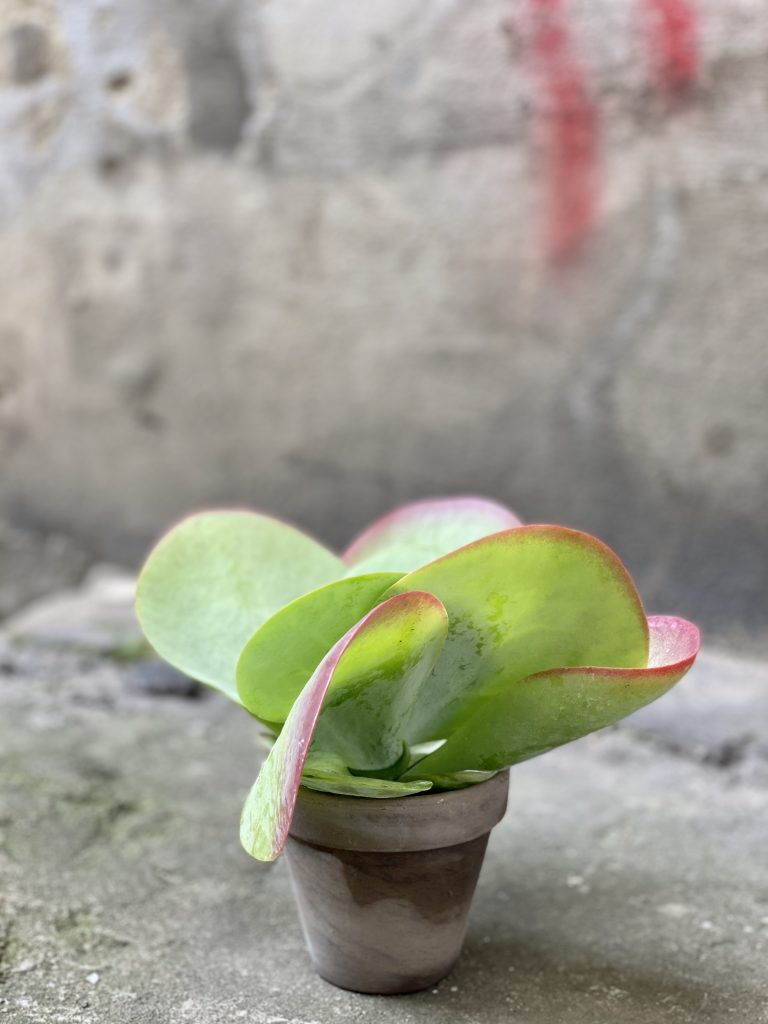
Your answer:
(136, 510), (342, 703)
(239, 592), (448, 861)
(407, 616), (700, 775)
(386, 526), (650, 742)
(237, 573), (402, 722)
(343, 496), (522, 574)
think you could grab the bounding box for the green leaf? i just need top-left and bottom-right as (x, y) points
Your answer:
(342, 496), (522, 574)
(311, 593), (449, 771)
(386, 525), (650, 742)
(301, 775), (432, 798)
(419, 770), (498, 791)
(236, 573), (402, 721)
(302, 750), (350, 777)
(136, 510), (343, 703)
(408, 615), (700, 775)
(301, 752), (431, 798)
(349, 741), (411, 780)
(239, 592), (448, 861)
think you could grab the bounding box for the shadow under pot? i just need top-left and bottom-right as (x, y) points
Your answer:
(285, 769), (509, 995)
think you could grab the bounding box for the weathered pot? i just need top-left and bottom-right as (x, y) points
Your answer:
(285, 769), (509, 994)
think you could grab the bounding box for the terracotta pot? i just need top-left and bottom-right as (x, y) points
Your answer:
(285, 769), (509, 994)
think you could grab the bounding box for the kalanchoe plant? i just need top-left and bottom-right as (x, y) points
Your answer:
(136, 497), (700, 863)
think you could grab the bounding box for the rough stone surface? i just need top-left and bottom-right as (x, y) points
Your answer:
(3, 564), (138, 654)
(628, 647), (768, 770)
(0, 633), (766, 1024)
(0, 1), (767, 652)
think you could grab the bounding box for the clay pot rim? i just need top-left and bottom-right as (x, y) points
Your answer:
(289, 769), (509, 853)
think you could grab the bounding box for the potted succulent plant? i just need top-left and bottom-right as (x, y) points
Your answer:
(136, 497), (700, 995)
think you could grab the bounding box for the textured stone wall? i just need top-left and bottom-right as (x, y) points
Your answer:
(0, 1), (767, 646)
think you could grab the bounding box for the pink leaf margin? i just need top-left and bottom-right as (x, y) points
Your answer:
(239, 591), (447, 862)
(407, 614), (700, 777)
(342, 496), (523, 565)
(645, 614), (700, 671)
(394, 523), (653, 655)
(527, 613), (700, 684)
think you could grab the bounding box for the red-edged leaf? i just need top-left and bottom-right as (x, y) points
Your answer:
(343, 496), (522, 573)
(387, 525), (650, 742)
(239, 591), (448, 861)
(407, 615), (700, 775)
(236, 573), (403, 723)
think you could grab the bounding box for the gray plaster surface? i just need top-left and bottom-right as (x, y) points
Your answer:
(0, 1), (767, 650)
(1, 634), (766, 1024)
(0, 523), (89, 622)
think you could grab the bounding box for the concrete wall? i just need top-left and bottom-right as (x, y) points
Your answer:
(0, 1), (766, 647)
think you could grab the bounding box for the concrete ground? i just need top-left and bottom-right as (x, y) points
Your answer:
(1, 530), (767, 1024)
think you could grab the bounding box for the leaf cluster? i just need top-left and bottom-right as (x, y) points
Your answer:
(136, 498), (699, 861)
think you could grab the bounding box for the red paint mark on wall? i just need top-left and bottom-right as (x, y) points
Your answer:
(524, 0), (601, 262)
(514, 0), (700, 262)
(642, 0), (699, 94)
